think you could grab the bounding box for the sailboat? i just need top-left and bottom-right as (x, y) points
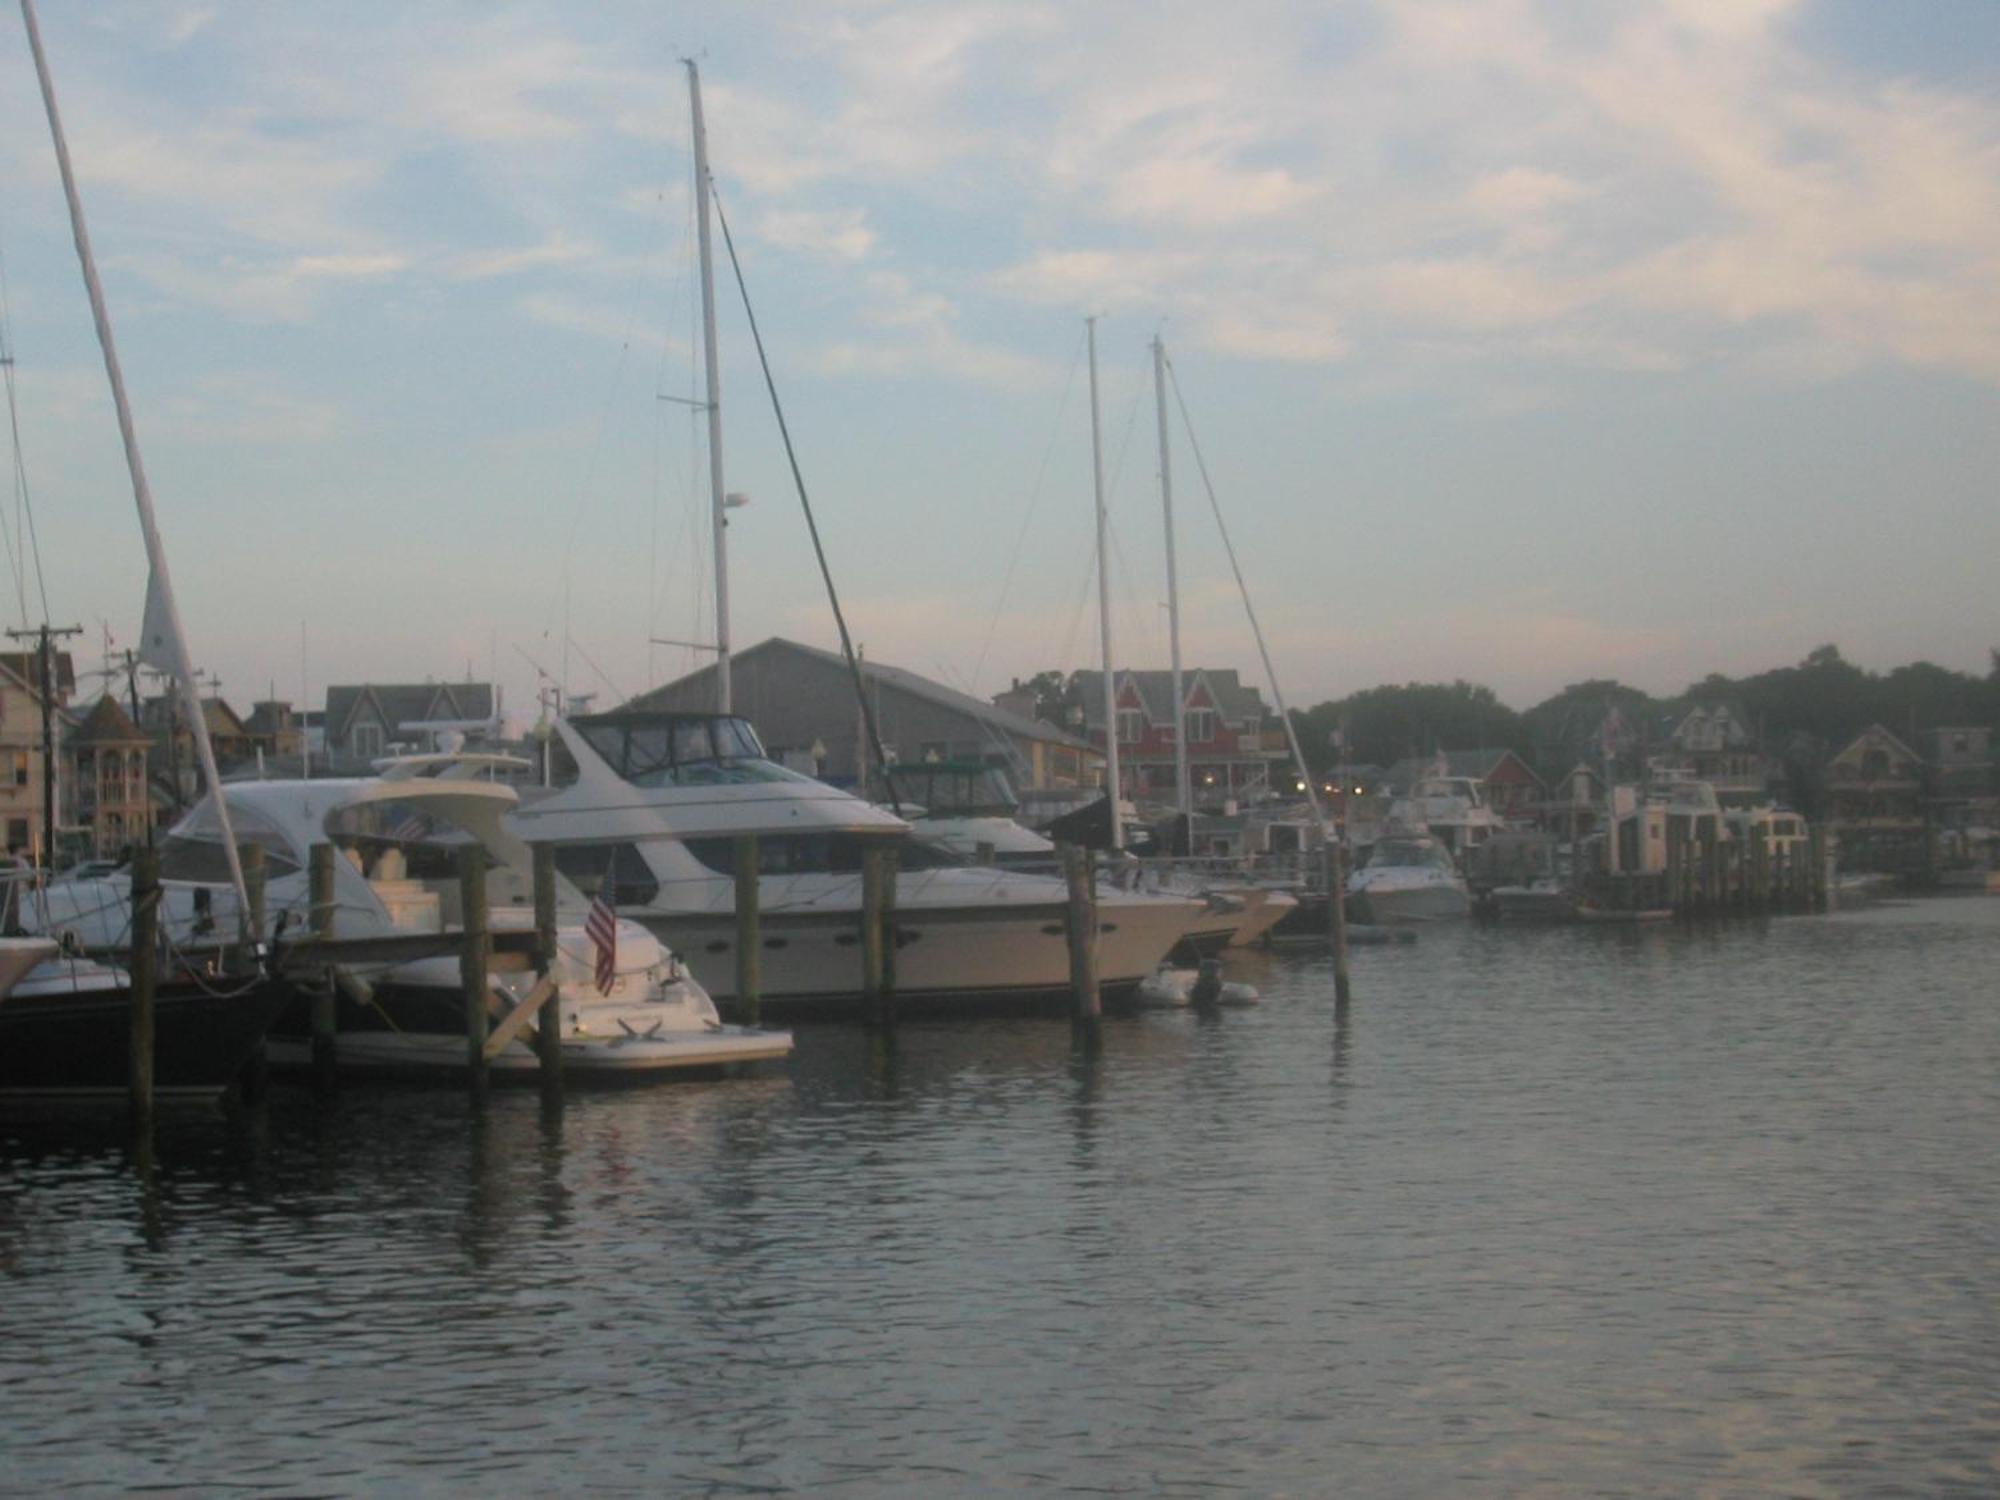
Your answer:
(1, 0), (286, 1106)
(515, 67), (1207, 1013)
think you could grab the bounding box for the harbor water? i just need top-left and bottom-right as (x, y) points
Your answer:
(4, 896), (1997, 1496)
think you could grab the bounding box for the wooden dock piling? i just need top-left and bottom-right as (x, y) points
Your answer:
(861, 843), (896, 1026)
(458, 847), (489, 1102)
(236, 842), (269, 1104)
(308, 843), (338, 1091)
(532, 844), (563, 1097)
(127, 847), (159, 1128)
(1324, 839), (1351, 1004)
(1061, 843), (1100, 1023)
(733, 834), (761, 1027)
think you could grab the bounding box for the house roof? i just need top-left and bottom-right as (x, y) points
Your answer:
(1830, 722), (1923, 767)
(0, 651), (75, 699)
(627, 637), (1095, 751)
(73, 694), (148, 745)
(1384, 748), (1543, 791)
(326, 682), (495, 740)
(243, 700), (295, 737)
(1072, 668), (1271, 730)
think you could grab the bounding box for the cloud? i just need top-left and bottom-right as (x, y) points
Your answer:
(754, 208), (876, 263)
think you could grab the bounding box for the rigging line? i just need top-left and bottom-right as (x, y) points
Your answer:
(1166, 356), (1324, 831)
(564, 633), (628, 706)
(969, 324), (1087, 695)
(647, 183), (700, 687)
(709, 185), (904, 814)
(0, 234), (49, 627)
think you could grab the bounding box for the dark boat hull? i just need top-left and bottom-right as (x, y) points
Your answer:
(0, 979), (288, 1106)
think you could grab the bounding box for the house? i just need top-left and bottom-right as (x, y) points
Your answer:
(1071, 668), (1289, 808)
(69, 695), (152, 859)
(625, 638), (1101, 790)
(243, 700), (306, 762)
(1382, 748), (1546, 826)
(322, 682), (496, 761)
(140, 694), (257, 795)
(1824, 724), (1928, 871)
(1652, 702), (1772, 806)
(0, 652), (72, 861)
(1546, 763), (1607, 844)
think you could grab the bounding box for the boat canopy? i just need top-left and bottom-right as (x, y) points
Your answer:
(568, 710), (816, 789)
(881, 761), (1019, 818)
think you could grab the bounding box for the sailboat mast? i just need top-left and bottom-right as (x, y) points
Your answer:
(1087, 317), (1122, 852)
(686, 59), (731, 714)
(20, 0), (252, 930)
(1154, 336), (1190, 834)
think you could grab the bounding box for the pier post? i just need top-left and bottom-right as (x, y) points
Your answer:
(733, 835), (761, 1027)
(1811, 825), (1831, 911)
(1061, 843), (1100, 1023)
(1751, 826), (1770, 914)
(861, 843), (892, 1025)
(127, 846), (159, 1129)
(1665, 824), (1684, 917)
(457, 847), (489, 1103)
(237, 842), (268, 1104)
(1324, 838), (1351, 1004)
(309, 843), (338, 1091)
(974, 840), (996, 867)
(533, 844), (563, 1098)
(879, 844), (900, 1022)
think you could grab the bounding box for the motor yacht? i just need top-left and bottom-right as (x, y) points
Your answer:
(1395, 774), (1507, 863)
(35, 755), (789, 1079)
(510, 711), (1207, 1013)
(1346, 825), (1472, 922)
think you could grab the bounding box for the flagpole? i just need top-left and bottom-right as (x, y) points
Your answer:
(21, 0), (253, 940)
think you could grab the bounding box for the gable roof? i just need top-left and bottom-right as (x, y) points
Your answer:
(1830, 722), (1923, 769)
(1384, 748), (1544, 792)
(1073, 668), (1271, 730)
(0, 651), (75, 700)
(784, 639), (1093, 749)
(73, 694), (148, 745)
(326, 682), (495, 740)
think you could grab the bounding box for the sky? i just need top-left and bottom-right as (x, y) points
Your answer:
(0, 0), (1996, 727)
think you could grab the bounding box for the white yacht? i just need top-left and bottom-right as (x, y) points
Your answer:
(1396, 774), (1507, 863)
(1346, 826), (1472, 922)
(510, 711), (1207, 1013)
(35, 755), (790, 1079)
(880, 760), (1061, 868)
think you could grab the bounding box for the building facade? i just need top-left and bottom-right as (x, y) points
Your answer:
(628, 638), (1100, 790)
(1071, 668), (1288, 809)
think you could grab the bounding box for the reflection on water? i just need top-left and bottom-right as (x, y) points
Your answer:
(4, 898), (1999, 1495)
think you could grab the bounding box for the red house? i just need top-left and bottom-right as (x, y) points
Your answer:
(1072, 668), (1289, 808)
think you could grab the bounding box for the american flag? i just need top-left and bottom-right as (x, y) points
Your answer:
(585, 888), (617, 995)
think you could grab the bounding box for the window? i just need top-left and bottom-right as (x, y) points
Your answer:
(1185, 709), (1217, 743)
(352, 722), (385, 759)
(1116, 709), (1144, 745)
(684, 832), (955, 876)
(552, 842), (660, 906)
(12, 751), (27, 787)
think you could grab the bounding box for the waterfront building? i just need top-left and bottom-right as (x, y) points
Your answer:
(321, 682), (495, 761)
(1071, 667), (1289, 809)
(1824, 724), (1927, 871)
(68, 695), (152, 859)
(629, 637), (1101, 791)
(0, 651), (74, 862)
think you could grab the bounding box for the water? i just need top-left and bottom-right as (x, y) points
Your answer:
(4, 897), (1998, 1496)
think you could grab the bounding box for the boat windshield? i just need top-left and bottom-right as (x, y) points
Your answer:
(1366, 837), (1453, 872)
(573, 714), (818, 789)
(882, 763), (1019, 816)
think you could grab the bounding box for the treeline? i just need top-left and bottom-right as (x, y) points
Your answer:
(1288, 645), (2000, 777)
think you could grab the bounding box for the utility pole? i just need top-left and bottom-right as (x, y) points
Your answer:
(7, 623), (82, 870)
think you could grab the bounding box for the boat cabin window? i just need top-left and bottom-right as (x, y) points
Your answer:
(882, 763), (1018, 816)
(1366, 837), (1453, 872)
(685, 832), (957, 876)
(160, 799), (302, 883)
(551, 842), (661, 906)
(573, 714), (817, 788)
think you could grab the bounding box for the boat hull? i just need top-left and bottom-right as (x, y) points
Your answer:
(0, 969), (287, 1106)
(266, 979), (791, 1080)
(635, 891), (1203, 1015)
(1351, 879), (1471, 923)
